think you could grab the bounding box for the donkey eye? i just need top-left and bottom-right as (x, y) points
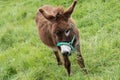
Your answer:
(65, 29), (70, 36)
(55, 30), (62, 35)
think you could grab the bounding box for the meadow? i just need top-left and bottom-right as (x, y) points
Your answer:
(0, 0), (120, 80)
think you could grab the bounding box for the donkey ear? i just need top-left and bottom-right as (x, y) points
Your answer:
(39, 9), (56, 22)
(64, 0), (77, 18)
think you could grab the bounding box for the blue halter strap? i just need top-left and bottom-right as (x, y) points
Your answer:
(57, 35), (76, 50)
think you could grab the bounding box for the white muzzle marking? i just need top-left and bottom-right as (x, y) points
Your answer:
(60, 45), (71, 55)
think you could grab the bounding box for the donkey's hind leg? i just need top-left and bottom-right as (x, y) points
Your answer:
(53, 51), (62, 65)
(76, 44), (88, 74)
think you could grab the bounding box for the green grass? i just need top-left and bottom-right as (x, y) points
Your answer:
(0, 0), (120, 80)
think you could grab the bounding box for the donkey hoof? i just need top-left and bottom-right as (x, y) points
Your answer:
(82, 68), (88, 74)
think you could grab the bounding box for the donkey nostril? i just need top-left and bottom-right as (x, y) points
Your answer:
(62, 52), (71, 56)
(60, 45), (71, 56)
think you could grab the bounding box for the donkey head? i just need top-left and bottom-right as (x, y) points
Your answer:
(39, 0), (77, 56)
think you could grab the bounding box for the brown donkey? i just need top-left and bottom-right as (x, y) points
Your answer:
(35, 0), (87, 76)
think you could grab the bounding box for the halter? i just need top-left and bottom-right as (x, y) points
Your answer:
(57, 35), (76, 51)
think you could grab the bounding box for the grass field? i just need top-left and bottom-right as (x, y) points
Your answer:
(0, 0), (120, 80)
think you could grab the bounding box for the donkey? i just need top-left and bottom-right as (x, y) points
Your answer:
(35, 0), (87, 76)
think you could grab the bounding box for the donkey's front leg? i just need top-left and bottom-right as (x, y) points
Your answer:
(76, 44), (88, 74)
(53, 51), (62, 65)
(63, 55), (71, 76)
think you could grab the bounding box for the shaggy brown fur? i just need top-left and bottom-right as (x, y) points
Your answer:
(35, 0), (87, 76)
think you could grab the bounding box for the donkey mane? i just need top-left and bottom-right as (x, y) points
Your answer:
(54, 6), (64, 14)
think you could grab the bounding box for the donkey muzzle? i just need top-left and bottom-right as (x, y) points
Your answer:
(60, 45), (71, 56)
